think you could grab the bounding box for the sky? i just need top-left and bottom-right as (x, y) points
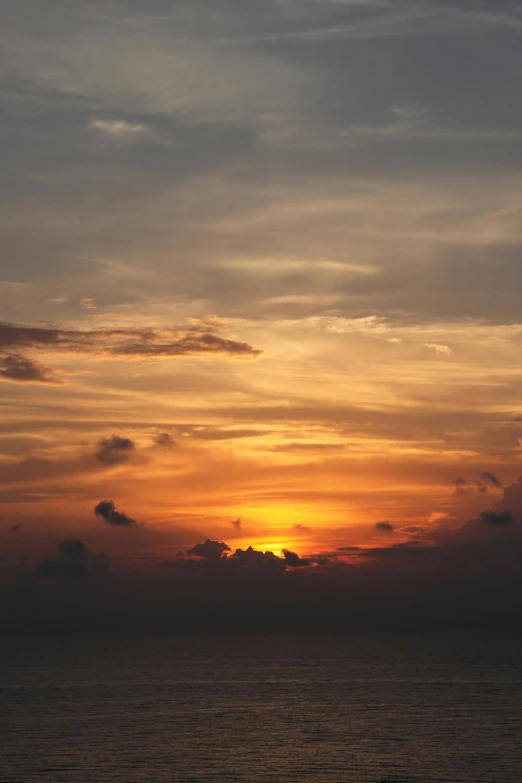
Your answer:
(1, 0), (522, 630)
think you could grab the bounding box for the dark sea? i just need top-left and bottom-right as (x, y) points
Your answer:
(1, 632), (521, 783)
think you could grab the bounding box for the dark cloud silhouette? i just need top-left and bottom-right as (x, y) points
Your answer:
(0, 353), (62, 384)
(57, 538), (88, 562)
(94, 499), (137, 527)
(4, 519), (522, 631)
(283, 549), (310, 568)
(453, 477), (468, 487)
(117, 332), (261, 359)
(95, 435), (135, 465)
(10, 523), (22, 532)
(6, 474), (522, 632)
(375, 521), (395, 532)
(231, 517), (242, 529)
(35, 537), (109, 580)
(480, 472), (503, 489)
(0, 324), (261, 390)
(452, 476), (472, 495)
(35, 558), (88, 579)
(231, 546), (286, 573)
(309, 556), (331, 567)
(0, 322), (261, 360)
(453, 473), (503, 496)
(361, 544), (430, 558)
(480, 510), (514, 527)
(153, 432), (175, 448)
(187, 539), (231, 560)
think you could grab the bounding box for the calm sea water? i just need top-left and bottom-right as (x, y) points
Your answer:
(1, 633), (521, 783)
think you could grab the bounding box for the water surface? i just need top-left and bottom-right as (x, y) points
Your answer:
(2, 632), (521, 782)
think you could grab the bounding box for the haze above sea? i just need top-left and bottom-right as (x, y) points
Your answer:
(2, 632), (521, 783)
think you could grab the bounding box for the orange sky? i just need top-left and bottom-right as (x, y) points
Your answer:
(1, 0), (522, 572)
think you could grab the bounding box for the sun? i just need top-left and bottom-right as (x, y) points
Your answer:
(226, 502), (320, 554)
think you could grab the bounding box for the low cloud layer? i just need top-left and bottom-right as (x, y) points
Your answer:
(35, 538), (109, 580)
(187, 539), (231, 560)
(480, 510), (514, 527)
(2, 473), (522, 631)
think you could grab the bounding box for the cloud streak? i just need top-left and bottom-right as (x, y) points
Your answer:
(0, 322), (262, 385)
(89, 118), (153, 142)
(0, 354), (63, 384)
(0, 323), (262, 359)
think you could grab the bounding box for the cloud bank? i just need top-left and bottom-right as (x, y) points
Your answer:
(0, 323), (262, 384)
(2, 474), (522, 633)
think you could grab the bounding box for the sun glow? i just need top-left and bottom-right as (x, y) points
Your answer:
(235, 538), (300, 557)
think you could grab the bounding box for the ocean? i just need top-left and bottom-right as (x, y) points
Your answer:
(1, 632), (521, 782)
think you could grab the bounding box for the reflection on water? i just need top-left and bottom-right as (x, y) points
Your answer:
(1, 632), (521, 782)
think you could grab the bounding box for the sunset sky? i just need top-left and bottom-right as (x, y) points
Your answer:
(1, 0), (522, 628)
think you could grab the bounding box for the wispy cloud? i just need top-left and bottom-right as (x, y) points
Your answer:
(80, 297), (97, 309)
(0, 354), (63, 384)
(0, 322), (262, 384)
(218, 3), (522, 44)
(342, 106), (522, 143)
(88, 118), (153, 142)
(426, 343), (452, 356)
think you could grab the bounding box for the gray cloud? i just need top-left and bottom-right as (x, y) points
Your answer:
(0, 353), (62, 384)
(0, 0), (520, 331)
(94, 499), (138, 527)
(453, 473), (504, 496)
(57, 538), (88, 562)
(35, 537), (109, 580)
(453, 477), (468, 488)
(230, 546), (286, 573)
(0, 323), (262, 360)
(88, 118), (153, 142)
(153, 432), (176, 448)
(480, 472), (503, 490)
(35, 558), (88, 580)
(187, 539), (231, 560)
(375, 521), (395, 532)
(480, 511), (515, 527)
(95, 435), (136, 465)
(283, 549), (311, 568)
